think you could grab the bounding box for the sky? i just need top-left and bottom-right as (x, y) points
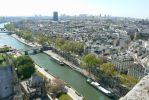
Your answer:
(0, 0), (148, 18)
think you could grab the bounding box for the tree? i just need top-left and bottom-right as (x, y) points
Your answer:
(15, 55), (34, 66)
(71, 41), (84, 55)
(15, 56), (35, 79)
(4, 23), (15, 31)
(50, 79), (67, 97)
(119, 74), (138, 88)
(61, 41), (72, 52)
(17, 63), (35, 79)
(55, 38), (65, 48)
(35, 33), (47, 45)
(82, 54), (100, 75)
(15, 30), (23, 37)
(23, 31), (33, 41)
(100, 63), (116, 76)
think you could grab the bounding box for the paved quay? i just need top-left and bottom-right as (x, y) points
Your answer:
(35, 64), (83, 100)
(44, 50), (95, 80)
(44, 50), (83, 72)
(12, 34), (89, 77)
(11, 34), (83, 100)
(11, 34), (41, 47)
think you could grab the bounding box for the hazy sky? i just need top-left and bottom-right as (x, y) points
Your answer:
(0, 0), (148, 18)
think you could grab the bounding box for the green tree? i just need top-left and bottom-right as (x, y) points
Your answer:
(15, 56), (35, 79)
(4, 23), (15, 31)
(82, 54), (100, 75)
(23, 31), (33, 41)
(119, 74), (138, 88)
(50, 79), (67, 97)
(61, 41), (72, 52)
(100, 63), (116, 76)
(55, 37), (65, 48)
(70, 41), (84, 55)
(35, 33), (47, 45)
(18, 63), (35, 79)
(15, 30), (23, 37)
(15, 55), (34, 66)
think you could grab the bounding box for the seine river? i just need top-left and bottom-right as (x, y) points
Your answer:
(0, 23), (113, 100)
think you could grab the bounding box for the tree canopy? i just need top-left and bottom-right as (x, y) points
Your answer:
(81, 53), (104, 75)
(119, 74), (138, 88)
(15, 55), (34, 66)
(100, 62), (118, 76)
(15, 56), (35, 79)
(4, 23), (15, 31)
(16, 30), (33, 41)
(50, 79), (67, 97)
(82, 54), (104, 68)
(35, 33), (47, 45)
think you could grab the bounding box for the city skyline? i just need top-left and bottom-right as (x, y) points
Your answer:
(0, 0), (148, 19)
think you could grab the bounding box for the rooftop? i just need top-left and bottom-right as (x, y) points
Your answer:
(112, 53), (134, 62)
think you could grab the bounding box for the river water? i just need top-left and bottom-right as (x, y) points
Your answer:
(0, 23), (112, 100)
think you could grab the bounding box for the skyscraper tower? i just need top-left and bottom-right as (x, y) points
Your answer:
(53, 11), (58, 21)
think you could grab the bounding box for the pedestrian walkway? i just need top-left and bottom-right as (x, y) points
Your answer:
(44, 50), (83, 72)
(12, 34), (83, 100)
(35, 64), (83, 100)
(44, 50), (95, 79)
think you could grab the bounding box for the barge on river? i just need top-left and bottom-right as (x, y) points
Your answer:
(86, 78), (114, 98)
(50, 55), (64, 65)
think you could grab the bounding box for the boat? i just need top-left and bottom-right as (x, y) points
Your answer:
(50, 56), (64, 65)
(86, 77), (114, 97)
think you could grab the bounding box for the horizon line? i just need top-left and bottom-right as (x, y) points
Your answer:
(0, 14), (148, 20)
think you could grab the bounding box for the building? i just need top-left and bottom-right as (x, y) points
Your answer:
(111, 53), (146, 78)
(140, 29), (149, 38)
(53, 11), (58, 21)
(111, 53), (134, 74)
(141, 55), (149, 75)
(127, 63), (145, 79)
(0, 53), (22, 100)
(21, 73), (48, 100)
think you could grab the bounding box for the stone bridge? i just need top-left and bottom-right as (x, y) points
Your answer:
(17, 46), (51, 55)
(0, 28), (14, 34)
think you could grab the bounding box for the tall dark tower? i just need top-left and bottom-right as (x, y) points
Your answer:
(53, 11), (58, 21)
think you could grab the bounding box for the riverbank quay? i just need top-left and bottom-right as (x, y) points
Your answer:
(44, 51), (82, 72)
(13, 51), (53, 100)
(11, 34), (91, 78)
(43, 50), (93, 77)
(11, 34), (41, 47)
(35, 64), (83, 100)
(14, 51), (83, 100)
(11, 34), (83, 100)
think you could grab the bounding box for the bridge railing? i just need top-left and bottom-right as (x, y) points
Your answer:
(17, 46), (43, 52)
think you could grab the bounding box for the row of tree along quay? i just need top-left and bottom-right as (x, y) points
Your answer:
(4, 23), (80, 99)
(5, 22), (139, 98)
(13, 55), (72, 100)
